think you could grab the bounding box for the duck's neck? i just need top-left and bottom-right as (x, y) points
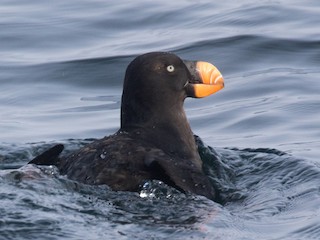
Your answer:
(120, 105), (202, 170)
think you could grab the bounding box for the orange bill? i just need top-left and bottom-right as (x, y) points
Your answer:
(191, 61), (224, 98)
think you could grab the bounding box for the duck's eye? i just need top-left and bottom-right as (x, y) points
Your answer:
(166, 65), (175, 72)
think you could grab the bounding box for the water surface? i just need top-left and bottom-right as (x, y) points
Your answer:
(1, 1), (320, 239)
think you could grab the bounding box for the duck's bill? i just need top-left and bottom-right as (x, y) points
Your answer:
(184, 60), (224, 98)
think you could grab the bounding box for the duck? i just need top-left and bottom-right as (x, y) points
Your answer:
(29, 52), (224, 201)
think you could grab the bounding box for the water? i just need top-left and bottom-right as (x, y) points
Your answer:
(1, 0), (320, 239)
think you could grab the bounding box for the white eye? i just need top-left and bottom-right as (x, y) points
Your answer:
(166, 65), (175, 72)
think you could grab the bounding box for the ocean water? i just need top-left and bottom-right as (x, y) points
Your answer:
(1, 0), (320, 239)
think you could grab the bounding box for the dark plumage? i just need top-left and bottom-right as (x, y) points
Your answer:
(29, 52), (224, 201)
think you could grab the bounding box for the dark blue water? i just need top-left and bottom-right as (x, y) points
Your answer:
(1, 1), (320, 239)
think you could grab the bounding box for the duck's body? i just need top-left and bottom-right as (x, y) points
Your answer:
(29, 52), (224, 201)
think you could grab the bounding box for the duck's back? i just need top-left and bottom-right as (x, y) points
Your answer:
(59, 132), (153, 191)
(29, 130), (216, 200)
